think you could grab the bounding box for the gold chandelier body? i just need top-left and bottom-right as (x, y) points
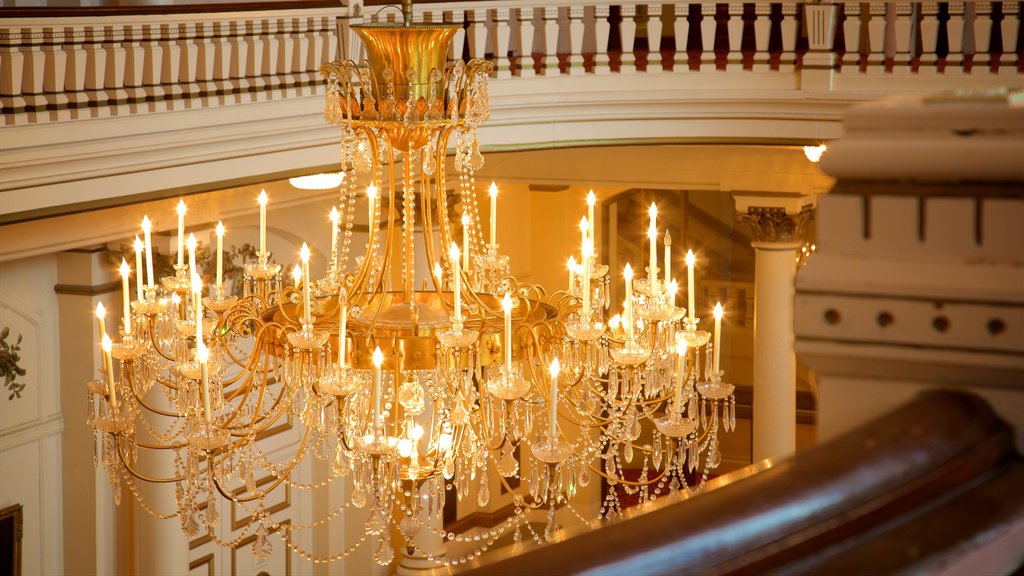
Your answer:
(89, 7), (738, 568)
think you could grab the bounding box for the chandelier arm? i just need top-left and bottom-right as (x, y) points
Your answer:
(145, 316), (176, 362)
(359, 138), (399, 334)
(213, 426), (312, 503)
(115, 437), (186, 483)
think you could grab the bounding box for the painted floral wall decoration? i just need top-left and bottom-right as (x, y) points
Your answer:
(0, 327), (26, 400)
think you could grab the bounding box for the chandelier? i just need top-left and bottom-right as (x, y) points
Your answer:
(88, 3), (736, 568)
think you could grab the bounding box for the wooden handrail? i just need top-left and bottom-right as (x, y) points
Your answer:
(459, 390), (1022, 575)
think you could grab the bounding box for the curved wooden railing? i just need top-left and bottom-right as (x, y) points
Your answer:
(459, 390), (1024, 575)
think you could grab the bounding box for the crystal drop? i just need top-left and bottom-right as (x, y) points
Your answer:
(184, 510), (200, 537)
(253, 525), (273, 559)
(579, 466), (591, 487)
(729, 400), (737, 432)
(205, 494), (219, 528)
(469, 139), (485, 171)
(365, 507), (385, 535)
(623, 441), (633, 463)
(707, 442), (722, 470)
(669, 477), (681, 493)
(374, 538), (395, 566)
(399, 515), (419, 541)
(351, 484), (367, 508)
(113, 481), (122, 506)
(477, 475), (490, 507)
(700, 400), (707, 429)
(513, 526), (522, 543)
(332, 447), (350, 477)
(543, 506), (557, 541)
(653, 436), (663, 470)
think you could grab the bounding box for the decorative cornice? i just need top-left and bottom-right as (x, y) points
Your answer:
(738, 205), (814, 246)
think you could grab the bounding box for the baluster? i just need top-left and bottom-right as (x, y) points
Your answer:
(263, 18), (281, 96)
(963, 1), (977, 72)
(762, 3), (781, 71)
(228, 20), (247, 102)
(292, 17), (312, 95)
(864, 3), (885, 72)
(211, 20), (231, 104)
(494, 8), (512, 79)
(660, 4), (679, 71)
(103, 24), (128, 114)
(0, 27), (27, 123)
(19, 25), (46, 117)
(647, 4), (664, 74)
(506, 7), (522, 76)
(541, 6), (560, 75)
(178, 22), (200, 104)
(974, 2), (993, 68)
(1013, 2), (1023, 73)
(567, 5), (585, 75)
(934, 3), (951, 72)
(122, 24), (144, 110)
(139, 24), (164, 111)
(594, 4), (612, 75)
(683, 3), (703, 71)
(83, 24), (108, 114)
(946, 2), (965, 70)
(832, 3), (847, 71)
(841, 3), (861, 71)
(160, 23), (182, 105)
(909, 3), (923, 72)
(700, 3), (717, 70)
(518, 7), (538, 77)
(194, 21), (215, 103)
(917, 3), (937, 70)
(882, 3), (897, 72)
(988, 2), (1004, 72)
(714, 4), (731, 71)
(306, 16), (326, 89)
(466, 9), (486, 61)
(620, 4), (637, 73)
(41, 26), (69, 118)
(244, 19), (264, 100)
(276, 17), (297, 95)
(741, 3), (758, 71)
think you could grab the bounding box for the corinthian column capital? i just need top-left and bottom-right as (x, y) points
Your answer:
(734, 195), (817, 249)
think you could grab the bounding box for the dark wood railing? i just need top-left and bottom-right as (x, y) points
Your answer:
(460, 390), (1024, 575)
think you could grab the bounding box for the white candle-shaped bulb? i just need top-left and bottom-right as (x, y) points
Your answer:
(586, 190), (596, 246)
(686, 250), (696, 324)
(328, 207), (340, 268)
(608, 313), (621, 332)
(291, 264), (301, 287)
(176, 200), (186, 267)
(433, 262), (443, 289)
(675, 338), (687, 413)
(215, 221), (225, 292)
(119, 259), (132, 335)
(664, 230), (672, 289)
(133, 236), (144, 301)
(372, 346), (383, 432)
(338, 294), (347, 367)
(257, 190), (268, 257)
(95, 302), (108, 373)
(197, 342), (211, 422)
(568, 256), (577, 290)
(300, 243), (311, 325)
(489, 182), (498, 248)
(713, 302), (724, 374)
(101, 333), (116, 409)
(579, 216), (589, 257)
(502, 293), (513, 379)
(624, 263), (634, 342)
(582, 239), (592, 314)
(450, 243), (462, 325)
(668, 279), (678, 308)
(186, 233), (197, 281)
(141, 216), (154, 288)
(648, 202), (658, 290)
(192, 273), (203, 344)
(367, 185), (377, 223)
(548, 358), (560, 439)
(461, 212), (470, 269)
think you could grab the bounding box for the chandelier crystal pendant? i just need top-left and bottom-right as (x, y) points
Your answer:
(88, 3), (736, 567)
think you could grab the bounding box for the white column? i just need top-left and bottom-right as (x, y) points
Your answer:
(736, 200), (815, 463)
(752, 240), (800, 462)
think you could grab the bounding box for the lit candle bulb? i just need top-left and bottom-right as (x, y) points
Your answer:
(118, 259), (132, 335)
(372, 346), (383, 433)
(648, 202), (658, 293)
(450, 243), (462, 325)
(101, 333), (116, 410)
(257, 190), (268, 257)
(461, 212), (470, 270)
(668, 279), (678, 308)
(186, 233), (197, 282)
(291, 264), (301, 287)
(582, 240), (592, 314)
(489, 182), (498, 249)
(548, 358), (560, 440)
(176, 200), (186, 268)
(586, 190), (596, 246)
(713, 302), (724, 374)
(215, 221), (225, 293)
(300, 243), (312, 325)
(686, 250), (696, 324)
(433, 262), (443, 290)
(675, 338), (687, 413)
(328, 207), (340, 269)
(502, 293), (513, 380)
(568, 256), (577, 290)
(132, 235), (144, 301)
(664, 230), (672, 289)
(197, 341), (211, 422)
(623, 263), (634, 342)
(141, 216), (154, 288)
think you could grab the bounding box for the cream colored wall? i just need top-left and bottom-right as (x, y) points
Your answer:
(0, 255), (64, 576)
